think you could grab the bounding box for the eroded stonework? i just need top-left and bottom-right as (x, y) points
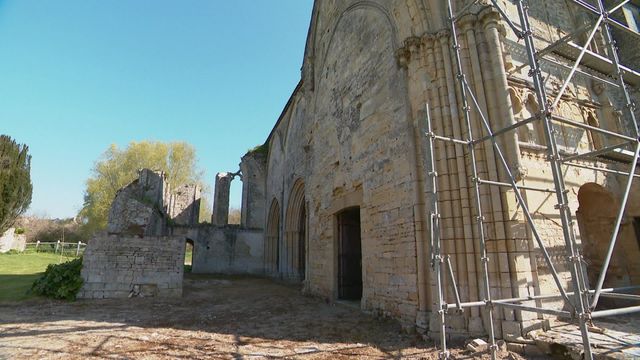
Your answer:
(79, 234), (184, 299)
(84, 0), (640, 340)
(256, 0), (640, 340)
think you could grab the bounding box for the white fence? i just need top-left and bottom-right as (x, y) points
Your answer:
(24, 240), (87, 257)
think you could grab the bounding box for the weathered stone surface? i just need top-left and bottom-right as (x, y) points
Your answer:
(0, 228), (26, 253)
(169, 184), (201, 226)
(173, 225), (264, 274)
(79, 234), (184, 299)
(240, 151), (266, 229)
(212, 172), (232, 226)
(255, 0), (640, 337)
(107, 169), (168, 236)
(107, 169), (202, 236)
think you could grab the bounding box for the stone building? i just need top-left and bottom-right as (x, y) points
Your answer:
(249, 0), (640, 339)
(81, 167), (266, 299)
(89, 0), (640, 341)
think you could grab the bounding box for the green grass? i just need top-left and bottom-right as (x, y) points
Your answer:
(0, 252), (76, 302)
(184, 249), (193, 266)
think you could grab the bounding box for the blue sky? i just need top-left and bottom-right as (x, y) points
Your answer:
(0, 1), (313, 218)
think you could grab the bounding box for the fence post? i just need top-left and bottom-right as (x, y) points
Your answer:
(55, 240), (60, 254)
(36, 240), (40, 252)
(76, 241), (81, 256)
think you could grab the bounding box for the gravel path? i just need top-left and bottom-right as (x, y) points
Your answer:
(0, 274), (528, 359)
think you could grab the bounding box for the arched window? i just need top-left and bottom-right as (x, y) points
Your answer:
(285, 179), (306, 281)
(265, 199), (280, 274)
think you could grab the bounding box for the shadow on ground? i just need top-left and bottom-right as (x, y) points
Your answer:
(0, 274), (469, 359)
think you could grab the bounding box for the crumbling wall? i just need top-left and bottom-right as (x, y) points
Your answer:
(240, 151), (267, 229)
(169, 184), (201, 226)
(0, 228), (26, 253)
(79, 234), (184, 299)
(172, 225), (264, 275)
(107, 169), (168, 236)
(212, 172), (232, 226)
(107, 169), (202, 235)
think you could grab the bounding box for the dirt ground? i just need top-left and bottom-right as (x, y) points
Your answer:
(0, 275), (530, 359)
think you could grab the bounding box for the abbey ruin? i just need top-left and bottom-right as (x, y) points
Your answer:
(81, 0), (640, 356)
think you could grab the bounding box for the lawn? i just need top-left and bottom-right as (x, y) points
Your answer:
(0, 252), (76, 302)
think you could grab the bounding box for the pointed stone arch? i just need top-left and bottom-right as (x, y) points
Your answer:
(284, 178), (307, 281)
(576, 183), (620, 287)
(265, 198), (280, 275)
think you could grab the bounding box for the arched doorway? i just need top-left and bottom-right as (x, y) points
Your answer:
(265, 199), (280, 275)
(576, 183), (625, 289)
(285, 179), (306, 281)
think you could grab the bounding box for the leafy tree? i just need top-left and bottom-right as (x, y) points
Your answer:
(78, 141), (208, 235)
(0, 135), (32, 234)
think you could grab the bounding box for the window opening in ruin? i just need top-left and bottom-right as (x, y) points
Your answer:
(184, 239), (194, 273)
(228, 178), (242, 224)
(634, 217), (640, 250)
(337, 207), (362, 301)
(622, 3), (640, 32)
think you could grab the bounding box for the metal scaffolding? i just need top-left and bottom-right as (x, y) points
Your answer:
(426, 0), (640, 359)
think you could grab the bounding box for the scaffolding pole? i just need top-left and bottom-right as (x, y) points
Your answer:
(425, 0), (640, 359)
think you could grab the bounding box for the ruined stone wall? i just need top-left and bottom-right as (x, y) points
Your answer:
(240, 151), (267, 229)
(173, 226), (264, 275)
(169, 184), (201, 226)
(212, 172), (232, 226)
(107, 169), (168, 236)
(0, 228), (26, 253)
(79, 234), (184, 299)
(107, 169), (203, 235)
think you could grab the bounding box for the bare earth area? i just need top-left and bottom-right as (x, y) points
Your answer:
(0, 275), (529, 359)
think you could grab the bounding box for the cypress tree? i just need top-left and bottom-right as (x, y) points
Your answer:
(0, 135), (32, 234)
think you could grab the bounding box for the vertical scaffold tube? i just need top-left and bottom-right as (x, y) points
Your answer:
(446, 1), (497, 359)
(425, 105), (449, 359)
(514, 1), (593, 358)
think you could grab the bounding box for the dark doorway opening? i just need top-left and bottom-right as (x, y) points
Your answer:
(634, 217), (640, 250)
(337, 207), (362, 300)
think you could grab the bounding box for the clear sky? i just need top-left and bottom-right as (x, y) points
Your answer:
(0, 1), (313, 219)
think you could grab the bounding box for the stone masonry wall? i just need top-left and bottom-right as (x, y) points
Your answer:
(169, 184), (201, 226)
(79, 234), (184, 299)
(0, 228), (26, 253)
(172, 225), (264, 275)
(257, 0), (640, 337)
(265, 1), (420, 326)
(107, 169), (168, 236)
(240, 151), (267, 229)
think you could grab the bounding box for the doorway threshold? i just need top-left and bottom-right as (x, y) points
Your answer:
(335, 299), (361, 310)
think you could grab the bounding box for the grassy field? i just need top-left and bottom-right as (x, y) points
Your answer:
(0, 252), (76, 302)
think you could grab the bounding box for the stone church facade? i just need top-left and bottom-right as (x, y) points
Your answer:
(84, 0), (640, 340)
(255, 0), (640, 338)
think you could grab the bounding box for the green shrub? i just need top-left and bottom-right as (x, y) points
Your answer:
(184, 264), (192, 273)
(245, 142), (268, 157)
(14, 227), (25, 234)
(30, 257), (83, 300)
